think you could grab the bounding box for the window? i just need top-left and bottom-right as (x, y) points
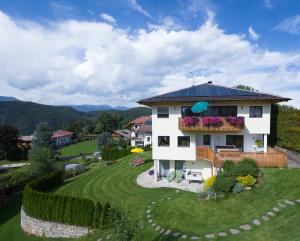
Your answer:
(181, 106), (194, 117)
(200, 106), (237, 117)
(178, 136), (190, 147)
(157, 107), (169, 118)
(203, 135), (211, 145)
(158, 136), (170, 146)
(135, 133), (138, 138)
(226, 135), (244, 151)
(147, 136), (151, 142)
(134, 124), (139, 129)
(249, 106), (263, 118)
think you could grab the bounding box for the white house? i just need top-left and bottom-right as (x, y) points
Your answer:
(124, 116), (152, 147)
(138, 82), (290, 182)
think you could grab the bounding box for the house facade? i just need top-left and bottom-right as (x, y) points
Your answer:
(52, 130), (73, 147)
(138, 82), (289, 181)
(124, 116), (152, 147)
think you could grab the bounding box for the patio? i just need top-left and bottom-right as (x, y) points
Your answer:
(136, 167), (204, 193)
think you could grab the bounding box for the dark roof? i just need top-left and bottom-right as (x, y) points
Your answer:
(138, 83), (290, 105)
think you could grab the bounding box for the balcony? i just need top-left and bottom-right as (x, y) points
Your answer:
(179, 116), (244, 132)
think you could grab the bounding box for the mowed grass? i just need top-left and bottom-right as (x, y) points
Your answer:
(0, 151), (299, 241)
(60, 141), (97, 156)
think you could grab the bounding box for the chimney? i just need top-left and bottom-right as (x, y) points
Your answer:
(207, 81), (213, 84)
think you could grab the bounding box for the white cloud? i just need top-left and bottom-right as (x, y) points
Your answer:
(187, 0), (216, 22)
(248, 26), (261, 40)
(0, 11), (299, 107)
(100, 13), (117, 25)
(49, 1), (77, 17)
(263, 0), (274, 9)
(274, 15), (300, 34)
(127, 0), (151, 18)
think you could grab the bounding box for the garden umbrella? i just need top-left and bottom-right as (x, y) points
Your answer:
(191, 101), (209, 113)
(131, 148), (144, 153)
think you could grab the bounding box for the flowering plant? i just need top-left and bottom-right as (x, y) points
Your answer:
(183, 116), (197, 126)
(225, 116), (245, 128)
(201, 117), (223, 127)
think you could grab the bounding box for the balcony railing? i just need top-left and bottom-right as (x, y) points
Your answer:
(196, 146), (286, 168)
(179, 116), (244, 132)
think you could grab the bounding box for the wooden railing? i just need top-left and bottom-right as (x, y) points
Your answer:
(214, 147), (286, 168)
(179, 117), (243, 132)
(196, 146), (287, 168)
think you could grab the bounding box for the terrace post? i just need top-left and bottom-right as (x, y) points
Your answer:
(263, 134), (268, 153)
(154, 159), (159, 182)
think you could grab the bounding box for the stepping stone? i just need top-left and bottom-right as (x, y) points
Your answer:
(106, 234), (111, 240)
(159, 199), (164, 202)
(176, 190), (180, 193)
(267, 211), (275, 217)
(284, 200), (295, 205)
(146, 210), (151, 214)
(148, 219), (153, 223)
(205, 233), (215, 239)
(262, 215), (270, 221)
(272, 207), (280, 212)
(164, 229), (171, 235)
(229, 229), (240, 235)
(97, 239), (102, 241)
(147, 205), (151, 209)
(191, 236), (200, 240)
(168, 197), (172, 199)
(252, 219), (261, 226)
(240, 224), (251, 231)
(181, 234), (188, 239)
(159, 228), (165, 234)
(218, 232), (227, 237)
(147, 214), (151, 218)
(278, 203), (286, 208)
(173, 232), (180, 237)
(296, 199), (300, 204)
(152, 223), (156, 227)
(155, 226), (161, 232)
(152, 201), (156, 204)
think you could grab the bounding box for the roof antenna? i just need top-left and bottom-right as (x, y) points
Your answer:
(189, 72), (196, 86)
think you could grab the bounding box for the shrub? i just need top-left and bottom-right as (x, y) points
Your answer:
(144, 144), (152, 151)
(232, 182), (244, 193)
(22, 171), (108, 229)
(233, 158), (259, 177)
(237, 175), (256, 187)
(0, 189), (7, 208)
(212, 173), (235, 194)
(204, 176), (216, 191)
(199, 191), (208, 200)
(110, 207), (136, 241)
(93, 202), (103, 228)
(222, 160), (235, 175)
(101, 147), (131, 161)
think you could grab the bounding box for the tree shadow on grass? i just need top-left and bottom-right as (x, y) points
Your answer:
(0, 192), (23, 225)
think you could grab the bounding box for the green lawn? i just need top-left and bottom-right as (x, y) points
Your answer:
(60, 141), (97, 156)
(0, 152), (300, 241)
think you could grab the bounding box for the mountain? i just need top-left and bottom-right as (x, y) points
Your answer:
(67, 104), (130, 112)
(0, 96), (19, 101)
(0, 100), (151, 135)
(0, 101), (84, 135)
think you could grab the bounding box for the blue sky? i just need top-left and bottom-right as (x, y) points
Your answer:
(0, 0), (300, 106)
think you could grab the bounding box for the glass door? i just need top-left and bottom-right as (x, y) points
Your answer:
(159, 160), (170, 177)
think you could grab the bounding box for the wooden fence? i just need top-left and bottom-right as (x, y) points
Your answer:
(196, 146), (287, 168)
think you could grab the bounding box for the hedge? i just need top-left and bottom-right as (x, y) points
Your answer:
(23, 171), (110, 228)
(101, 147), (131, 161)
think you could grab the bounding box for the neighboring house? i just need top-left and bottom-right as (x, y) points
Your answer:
(138, 82), (290, 181)
(52, 130), (73, 147)
(112, 129), (131, 140)
(124, 116), (152, 147)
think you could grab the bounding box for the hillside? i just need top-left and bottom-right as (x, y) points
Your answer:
(0, 101), (84, 135)
(0, 96), (18, 101)
(0, 101), (151, 135)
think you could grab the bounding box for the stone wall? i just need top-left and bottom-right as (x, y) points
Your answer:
(21, 208), (90, 238)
